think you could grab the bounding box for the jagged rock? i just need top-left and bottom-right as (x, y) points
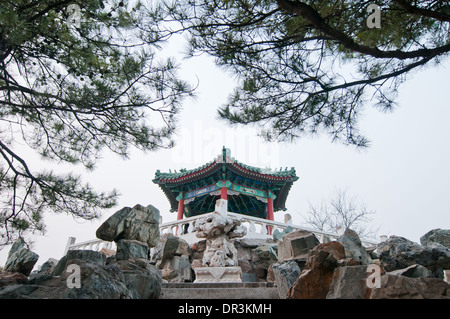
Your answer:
(377, 235), (450, 278)
(99, 248), (116, 257)
(152, 234), (192, 282)
(251, 244), (278, 280)
(96, 204), (160, 248)
(269, 261), (301, 299)
(277, 230), (320, 262)
(370, 274), (450, 299)
(337, 228), (371, 264)
(52, 249), (106, 276)
(0, 249), (162, 299)
(326, 265), (372, 299)
(314, 241), (346, 261)
(0, 271), (28, 287)
(4, 239), (39, 276)
(37, 258), (59, 275)
(233, 238), (277, 281)
(195, 213), (246, 267)
(116, 239), (149, 260)
(420, 229), (450, 249)
(288, 244), (338, 299)
(114, 259), (162, 299)
(273, 226), (294, 242)
(388, 264), (432, 278)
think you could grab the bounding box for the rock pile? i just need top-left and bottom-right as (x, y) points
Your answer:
(96, 204), (161, 260)
(0, 204), (162, 299)
(269, 227), (450, 299)
(1, 205), (449, 299)
(151, 233), (192, 282)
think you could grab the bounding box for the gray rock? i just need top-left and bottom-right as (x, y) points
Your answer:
(388, 264), (432, 278)
(0, 252), (162, 299)
(377, 235), (450, 278)
(152, 234), (192, 282)
(116, 239), (149, 260)
(96, 204), (160, 248)
(0, 271), (28, 287)
(271, 261), (301, 299)
(326, 265), (371, 299)
(370, 274), (450, 299)
(118, 261), (162, 299)
(420, 229), (450, 249)
(4, 239), (39, 276)
(37, 258), (59, 275)
(273, 226), (294, 242)
(337, 228), (371, 264)
(277, 230), (319, 262)
(52, 249), (106, 276)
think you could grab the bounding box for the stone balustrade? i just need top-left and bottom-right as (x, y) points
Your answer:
(64, 211), (378, 255)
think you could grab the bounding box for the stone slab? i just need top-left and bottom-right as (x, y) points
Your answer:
(194, 266), (242, 283)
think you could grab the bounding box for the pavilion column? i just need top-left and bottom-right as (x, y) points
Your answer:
(216, 185), (229, 214)
(220, 186), (228, 200)
(177, 198), (185, 220)
(267, 197), (274, 235)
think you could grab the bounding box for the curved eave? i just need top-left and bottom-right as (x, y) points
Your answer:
(227, 162), (297, 183)
(158, 184), (178, 212)
(273, 181), (294, 212)
(154, 161), (221, 186)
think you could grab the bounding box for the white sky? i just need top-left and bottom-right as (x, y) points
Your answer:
(1, 32), (450, 269)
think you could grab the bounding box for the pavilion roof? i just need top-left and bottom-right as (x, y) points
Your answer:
(153, 147), (299, 214)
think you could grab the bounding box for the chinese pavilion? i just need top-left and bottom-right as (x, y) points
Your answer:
(153, 147), (299, 225)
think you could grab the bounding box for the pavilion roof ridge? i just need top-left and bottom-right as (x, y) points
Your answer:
(230, 158), (298, 179)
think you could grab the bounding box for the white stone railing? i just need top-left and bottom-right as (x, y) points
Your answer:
(159, 211), (378, 249)
(64, 211), (378, 255)
(64, 237), (116, 255)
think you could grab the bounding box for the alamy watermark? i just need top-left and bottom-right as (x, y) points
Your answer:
(366, 264), (381, 289)
(66, 264), (81, 289)
(66, 4), (81, 29)
(367, 4), (381, 29)
(170, 120), (280, 169)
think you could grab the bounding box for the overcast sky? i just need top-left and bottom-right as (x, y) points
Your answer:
(1, 32), (450, 269)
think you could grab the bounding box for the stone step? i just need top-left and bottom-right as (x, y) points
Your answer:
(160, 282), (280, 299)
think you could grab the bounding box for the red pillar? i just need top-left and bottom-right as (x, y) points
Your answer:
(220, 186), (227, 200)
(177, 198), (185, 220)
(267, 197), (274, 235)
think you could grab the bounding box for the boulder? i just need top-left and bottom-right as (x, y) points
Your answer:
(388, 264), (432, 278)
(0, 271), (28, 287)
(114, 259), (162, 299)
(151, 234), (192, 282)
(377, 235), (450, 278)
(233, 238), (277, 281)
(277, 230), (319, 262)
(37, 258), (59, 275)
(4, 239), (39, 276)
(273, 226), (294, 242)
(269, 261), (301, 299)
(337, 228), (371, 264)
(52, 249), (106, 276)
(0, 249), (162, 299)
(251, 244), (278, 280)
(96, 204), (160, 248)
(420, 229), (450, 249)
(115, 239), (149, 260)
(314, 241), (346, 261)
(288, 244), (338, 299)
(326, 265), (372, 299)
(370, 274), (450, 299)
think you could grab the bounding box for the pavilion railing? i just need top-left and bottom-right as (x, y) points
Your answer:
(64, 211), (378, 255)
